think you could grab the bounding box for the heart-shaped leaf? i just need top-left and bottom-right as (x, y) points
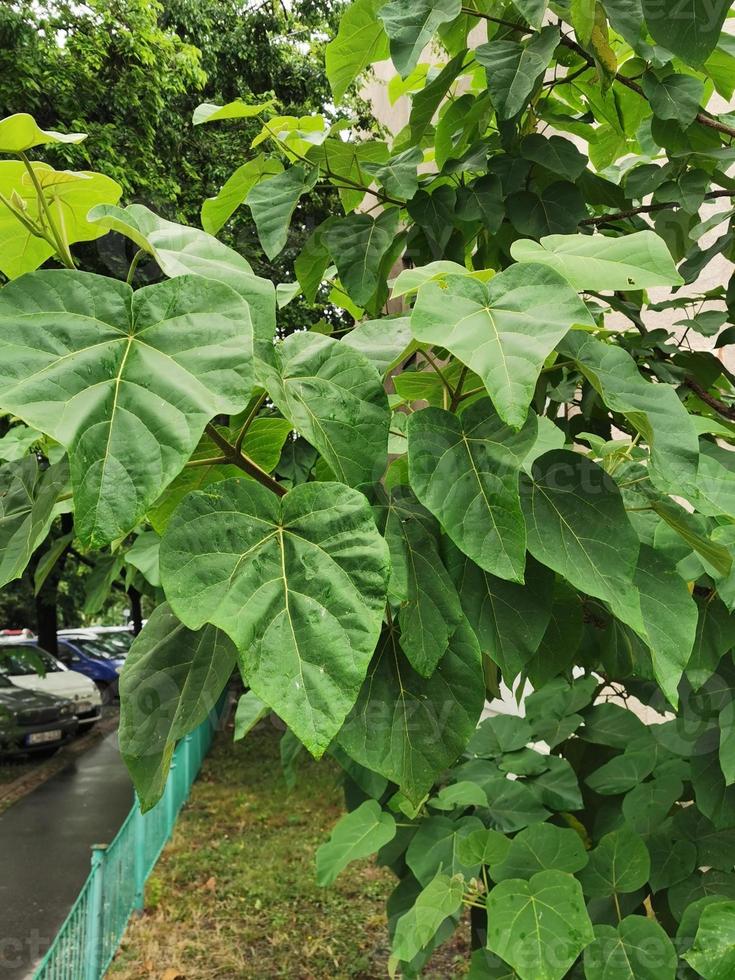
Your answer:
(0, 270), (253, 546)
(159, 479), (390, 755)
(316, 799), (396, 886)
(0, 112), (86, 153)
(411, 265), (594, 428)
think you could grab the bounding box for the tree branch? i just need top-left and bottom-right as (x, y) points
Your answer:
(685, 378), (735, 422)
(205, 423), (286, 497)
(580, 190), (733, 226)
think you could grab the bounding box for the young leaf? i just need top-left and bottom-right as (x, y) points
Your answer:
(338, 620), (484, 803)
(486, 870), (595, 980)
(247, 164), (317, 260)
(379, 0), (462, 77)
(411, 265), (594, 428)
(316, 800), (397, 886)
(264, 332), (390, 488)
(119, 602), (237, 812)
(0, 456), (68, 589)
(407, 399), (537, 582)
(0, 270), (253, 547)
(234, 691), (268, 741)
(392, 871), (465, 963)
(192, 99), (275, 125)
(323, 209), (400, 307)
(160, 479), (390, 756)
(325, 0), (390, 103)
(0, 112), (85, 152)
(475, 26), (559, 120)
(521, 450), (640, 607)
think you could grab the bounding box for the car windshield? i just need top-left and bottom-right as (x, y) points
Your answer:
(0, 645), (63, 676)
(71, 639), (119, 661)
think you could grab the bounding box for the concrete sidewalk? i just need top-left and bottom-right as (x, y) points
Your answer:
(0, 729), (132, 980)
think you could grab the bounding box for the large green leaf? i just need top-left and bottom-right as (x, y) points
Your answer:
(118, 602), (236, 811)
(411, 265), (593, 428)
(511, 231), (684, 290)
(489, 823), (589, 882)
(558, 331), (699, 494)
(475, 26), (559, 120)
(342, 316), (414, 375)
(201, 154), (283, 235)
(444, 543), (554, 681)
(325, 0), (390, 102)
(578, 826), (651, 898)
(316, 800), (397, 886)
(0, 162), (121, 279)
(486, 870), (594, 980)
(407, 399), (537, 582)
(88, 203), (276, 374)
(0, 112), (85, 152)
(378, 487), (464, 676)
(323, 209), (400, 307)
(379, 0), (462, 77)
(407, 813), (485, 884)
(264, 332), (390, 488)
(338, 620), (484, 802)
(247, 164), (317, 260)
(641, 71), (705, 128)
(684, 899), (735, 979)
(392, 871), (465, 963)
(191, 99), (275, 125)
(0, 270), (253, 547)
(0, 456), (68, 589)
(521, 450), (639, 606)
(584, 916), (678, 980)
(160, 479), (390, 755)
(641, 0), (729, 65)
(507, 182), (587, 238)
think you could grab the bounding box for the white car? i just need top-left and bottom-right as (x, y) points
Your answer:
(0, 641), (102, 728)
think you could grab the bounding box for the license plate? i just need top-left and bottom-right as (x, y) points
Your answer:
(76, 702), (91, 713)
(26, 729), (62, 746)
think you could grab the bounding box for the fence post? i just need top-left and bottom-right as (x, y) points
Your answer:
(165, 760), (176, 838)
(84, 845), (106, 980)
(133, 801), (146, 912)
(183, 734), (193, 792)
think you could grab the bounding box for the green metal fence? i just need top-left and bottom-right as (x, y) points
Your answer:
(34, 697), (228, 980)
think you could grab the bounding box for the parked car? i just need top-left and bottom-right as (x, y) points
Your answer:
(0, 641), (102, 729)
(55, 633), (125, 704)
(59, 627), (134, 657)
(0, 674), (77, 755)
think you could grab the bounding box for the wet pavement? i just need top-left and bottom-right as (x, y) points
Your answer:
(0, 728), (132, 980)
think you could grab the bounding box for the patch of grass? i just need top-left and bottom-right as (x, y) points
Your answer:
(108, 720), (469, 979)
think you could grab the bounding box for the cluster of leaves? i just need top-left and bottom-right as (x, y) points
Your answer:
(2, 0), (735, 974)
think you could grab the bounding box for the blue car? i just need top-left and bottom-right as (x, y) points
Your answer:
(55, 632), (125, 704)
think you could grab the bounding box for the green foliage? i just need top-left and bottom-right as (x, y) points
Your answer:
(3, 0), (735, 972)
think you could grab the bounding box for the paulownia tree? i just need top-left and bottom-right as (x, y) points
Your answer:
(2, 0), (735, 974)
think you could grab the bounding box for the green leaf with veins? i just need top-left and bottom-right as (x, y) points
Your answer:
(88, 203), (276, 376)
(0, 455), (69, 589)
(342, 316), (415, 375)
(0, 112), (86, 152)
(392, 871), (465, 963)
(521, 450), (639, 607)
(443, 542), (554, 681)
(411, 266), (594, 428)
(160, 479), (390, 756)
(584, 915), (678, 980)
(486, 870), (594, 980)
(475, 26), (559, 120)
(0, 162), (121, 279)
(641, 0), (729, 65)
(684, 900), (735, 979)
(407, 399), (537, 582)
(325, 0), (390, 103)
(377, 486), (464, 677)
(264, 332), (390, 489)
(641, 72), (705, 128)
(578, 826), (650, 898)
(489, 823), (589, 882)
(234, 690), (268, 741)
(379, 0), (462, 77)
(338, 620), (484, 803)
(323, 209), (400, 308)
(316, 799), (396, 886)
(0, 270), (253, 548)
(246, 164), (318, 260)
(119, 602), (237, 811)
(192, 99), (275, 125)
(201, 154), (283, 235)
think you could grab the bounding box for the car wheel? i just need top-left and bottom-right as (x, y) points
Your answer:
(95, 681), (113, 706)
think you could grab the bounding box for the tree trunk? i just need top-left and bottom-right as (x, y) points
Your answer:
(129, 586), (143, 635)
(33, 513), (74, 656)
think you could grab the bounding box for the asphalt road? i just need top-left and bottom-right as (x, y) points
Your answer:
(0, 728), (132, 980)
